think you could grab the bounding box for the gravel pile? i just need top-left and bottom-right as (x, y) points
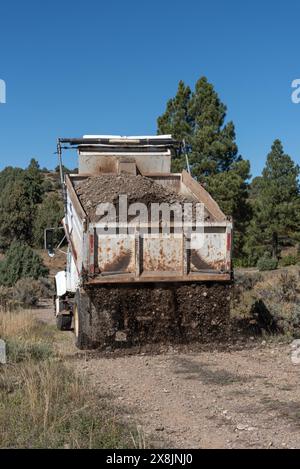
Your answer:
(75, 174), (211, 221)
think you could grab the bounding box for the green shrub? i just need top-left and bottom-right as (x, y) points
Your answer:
(257, 254), (278, 272)
(13, 278), (39, 307)
(279, 254), (299, 267)
(35, 277), (54, 299)
(234, 272), (263, 290)
(233, 258), (250, 268)
(0, 242), (49, 286)
(0, 286), (13, 310)
(6, 339), (53, 363)
(42, 178), (54, 193)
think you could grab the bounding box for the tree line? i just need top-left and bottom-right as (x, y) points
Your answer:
(157, 76), (300, 267)
(0, 75), (299, 283)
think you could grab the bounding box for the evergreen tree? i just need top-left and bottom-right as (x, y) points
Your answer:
(157, 80), (192, 172)
(0, 241), (48, 286)
(24, 158), (44, 206)
(245, 140), (300, 262)
(0, 179), (33, 249)
(157, 76), (251, 259)
(0, 160), (45, 250)
(206, 160), (251, 257)
(157, 76), (242, 177)
(55, 164), (77, 174)
(0, 166), (24, 189)
(33, 193), (64, 248)
(189, 77), (241, 179)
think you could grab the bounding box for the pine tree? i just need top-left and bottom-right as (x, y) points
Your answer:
(245, 140), (300, 262)
(0, 166), (24, 189)
(189, 77), (241, 179)
(0, 241), (49, 286)
(157, 80), (192, 172)
(206, 160), (251, 257)
(24, 158), (44, 206)
(157, 76), (242, 176)
(157, 76), (251, 259)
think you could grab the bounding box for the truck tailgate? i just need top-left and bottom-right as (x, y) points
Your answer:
(86, 221), (232, 284)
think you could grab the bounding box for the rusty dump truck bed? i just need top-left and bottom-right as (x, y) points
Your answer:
(54, 136), (233, 349)
(64, 170), (232, 284)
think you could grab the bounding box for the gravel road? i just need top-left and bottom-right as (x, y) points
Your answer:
(37, 301), (300, 449)
(75, 343), (300, 449)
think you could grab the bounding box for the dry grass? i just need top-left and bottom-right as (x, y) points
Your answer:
(232, 267), (300, 337)
(0, 309), (36, 337)
(0, 359), (129, 448)
(0, 308), (133, 448)
(0, 308), (54, 362)
(130, 425), (146, 449)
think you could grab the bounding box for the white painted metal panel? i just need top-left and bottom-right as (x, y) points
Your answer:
(66, 193), (85, 272)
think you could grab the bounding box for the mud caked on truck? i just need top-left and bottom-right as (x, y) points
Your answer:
(45, 135), (233, 349)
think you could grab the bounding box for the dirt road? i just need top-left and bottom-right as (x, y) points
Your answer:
(37, 302), (300, 449)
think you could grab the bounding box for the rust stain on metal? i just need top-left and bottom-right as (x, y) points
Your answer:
(143, 249), (181, 272)
(103, 249), (132, 272)
(95, 158), (117, 174)
(89, 234), (94, 251)
(142, 236), (183, 272)
(191, 250), (225, 271)
(86, 272), (231, 284)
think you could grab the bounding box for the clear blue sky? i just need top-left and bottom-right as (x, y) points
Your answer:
(0, 0), (300, 177)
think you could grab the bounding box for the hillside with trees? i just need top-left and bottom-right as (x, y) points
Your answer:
(0, 160), (63, 289)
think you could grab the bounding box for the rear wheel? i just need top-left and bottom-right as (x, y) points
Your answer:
(56, 314), (72, 331)
(74, 289), (96, 350)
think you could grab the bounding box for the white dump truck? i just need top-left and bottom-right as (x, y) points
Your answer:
(46, 135), (233, 349)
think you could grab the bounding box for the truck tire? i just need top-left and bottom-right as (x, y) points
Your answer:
(56, 314), (72, 331)
(74, 289), (95, 349)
